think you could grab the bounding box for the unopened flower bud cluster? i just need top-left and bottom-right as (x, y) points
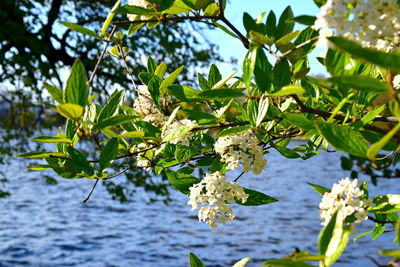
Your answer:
(133, 86), (169, 126)
(319, 178), (372, 226)
(187, 172), (249, 227)
(313, 0), (400, 51)
(214, 131), (266, 174)
(127, 0), (150, 21)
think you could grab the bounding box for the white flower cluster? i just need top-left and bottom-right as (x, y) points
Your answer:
(133, 86), (169, 126)
(214, 131), (266, 174)
(163, 119), (196, 146)
(187, 172), (249, 227)
(319, 178), (371, 226)
(127, 0), (150, 21)
(313, 0), (400, 51)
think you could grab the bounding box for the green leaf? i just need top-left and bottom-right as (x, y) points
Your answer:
(57, 103), (84, 121)
(128, 22), (145, 36)
(293, 15), (316, 26)
(282, 113), (314, 130)
(272, 59), (291, 91)
(17, 152), (68, 159)
(155, 62), (167, 79)
(275, 145), (301, 159)
(64, 58), (89, 107)
(353, 231), (373, 243)
(169, 85), (201, 102)
(203, 2), (219, 16)
(275, 31), (300, 49)
(98, 89), (125, 122)
(195, 89), (245, 100)
(319, 209), (350, 267)
(99, 138), (119, 172)
(27, 165), (52, 171)
(380, 250), (400, 258)
(216, 125), (252, 138)
(238, 188), (278, 206)
(325, 48), (355, 76)
(243, 44), (258, 90)
(160, 65), (184, 94)
(182, 0), (208, 10)
(254, 48), (272, 93)
(397, 221), (400, 248)
(43, 82), (64, 104)
(367, 123), (400, 160)
(31, 136), (72, 144)
(250, 31), (274, 46)
(307, 182), (330, 195)
(208, 64), (222, 87)
(92, 114), (139, 131)
(247, 100), (258, 127)
(329, 37), (400, 71)
(163, 0), (192, 14)
(271, 85), (305, 96)
(213, 21), (239, 39)
(176, 146), (198, 163)
(154, 158), (179, 175)
(58, 21), (100, 39)
(148, 76), (162, 110)
(189, 252), (205, 267)
(276, 6), (294, 40)
(315, 121), (369, 157)
(114, 5), (158, 15)
(162, 124), (196, 143)
(256, 97), (269, 126)
(166, 170), (200, 195)
(263, 259), (314, 267)
(100, 0), (121, 37)
(147, 57), (157, 73)
(265, 11), (277, 39)
(118, 131), (145, 138)
(352, 105), (386, 130)
(233, 257), (251, 267)
(328, 76), (389, 93)
(372, 225), (385, 240)
(212, 70), (237, 89)
(134, 121), (161, 136)
(66, 146), (94, 176)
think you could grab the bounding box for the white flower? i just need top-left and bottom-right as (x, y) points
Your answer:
(133, 85), (169, 126)
(127, 0), (151, 21)
(319, 178), (371, 227)
(387, 194), (400, 205)
(313, 0), (400, 51)
(214, 130), (266, 174)
(187, 172), (249, 227)
(393, 75), (400, 89)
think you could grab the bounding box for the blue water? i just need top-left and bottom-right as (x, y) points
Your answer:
(1, 142), (399, 266)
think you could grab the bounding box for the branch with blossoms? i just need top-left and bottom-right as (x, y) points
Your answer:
(17, 0), (400, 266)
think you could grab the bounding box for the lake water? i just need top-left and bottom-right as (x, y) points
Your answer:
(1, 141), (399, 266)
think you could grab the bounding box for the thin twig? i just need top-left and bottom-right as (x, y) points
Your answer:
(88, 25), (118, 85)
(82, 178), (99, 203)
(234, 172), (244, 182)
(104, 167), (130, 180)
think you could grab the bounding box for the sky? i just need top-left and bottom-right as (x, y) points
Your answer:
(203, 0), (325, 76)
